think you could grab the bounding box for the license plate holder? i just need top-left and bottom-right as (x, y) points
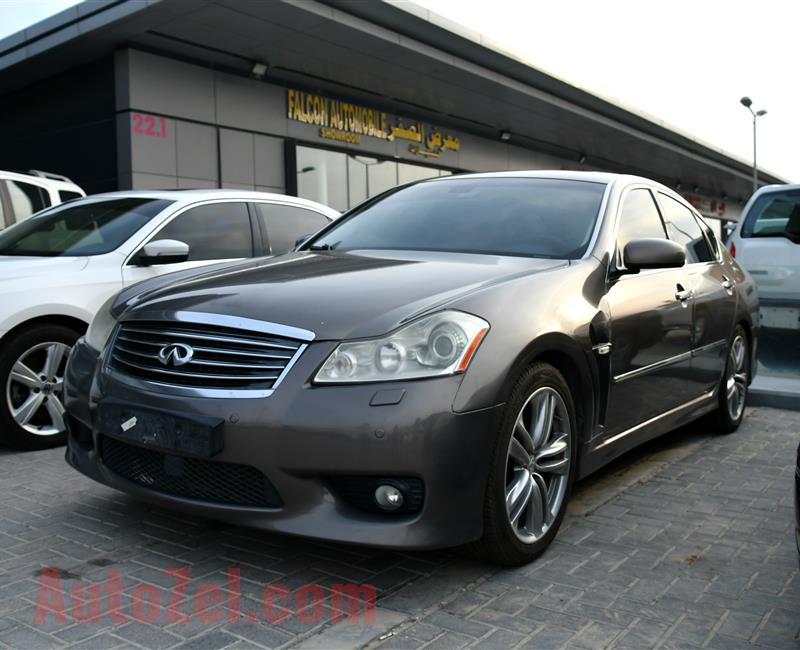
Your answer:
(760, 306), (800, 330)
(95, 400), (224, 458)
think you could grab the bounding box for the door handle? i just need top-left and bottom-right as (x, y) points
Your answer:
(675, 288), (692, 302)
(721, 276), (733, 292)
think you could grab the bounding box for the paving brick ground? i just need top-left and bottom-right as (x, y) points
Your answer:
(0, 406), (797, 649)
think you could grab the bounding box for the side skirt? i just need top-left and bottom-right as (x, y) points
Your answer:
(577, 390), (717, 480)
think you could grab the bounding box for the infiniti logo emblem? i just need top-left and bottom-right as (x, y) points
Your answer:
(157, 343), (194, 367)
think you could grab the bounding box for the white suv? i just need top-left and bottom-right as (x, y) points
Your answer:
(0, 189), (338, 450)
(0, 170), (85, 229)
(729, 184), (800, 326)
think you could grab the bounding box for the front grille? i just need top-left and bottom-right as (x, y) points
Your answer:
(100, 436), (282, 508)
(109, 320), (303, 390)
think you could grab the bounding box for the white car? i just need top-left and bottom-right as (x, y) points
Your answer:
(1, 170), (85, 229)
(0, 190), (338, 450)
(728, 184), (800, 332)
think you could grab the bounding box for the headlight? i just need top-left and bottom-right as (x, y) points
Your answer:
(315, 311), (489, 383)
(85, 296), (119, 352)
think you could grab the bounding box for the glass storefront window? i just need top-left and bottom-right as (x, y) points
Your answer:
(296, 147), (349, 212)
(296, 145), (453, 212)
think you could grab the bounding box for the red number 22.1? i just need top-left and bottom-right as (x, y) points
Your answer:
(132, 112), (167, 139)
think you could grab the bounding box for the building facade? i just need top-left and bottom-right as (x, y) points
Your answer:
(0, 0), (786, 235)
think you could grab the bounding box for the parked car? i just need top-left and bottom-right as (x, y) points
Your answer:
(728, 184), (800, 330)
(0, 190), (338, 450)
(0, 170), (85, 229)
(64, 172), (757, 565)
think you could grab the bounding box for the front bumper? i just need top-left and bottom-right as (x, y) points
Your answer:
(64, 338), (502, 549)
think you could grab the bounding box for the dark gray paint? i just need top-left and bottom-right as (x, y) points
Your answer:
(64, 172), (758, 549)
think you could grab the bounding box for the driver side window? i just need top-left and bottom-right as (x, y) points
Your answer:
(617, 189), (667, 264)
(150, 202), (254, 262)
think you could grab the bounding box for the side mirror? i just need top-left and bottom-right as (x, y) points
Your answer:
(623, 238), (685, 272)
(294, 233), (312, 250)
(136, 239), (190, 266)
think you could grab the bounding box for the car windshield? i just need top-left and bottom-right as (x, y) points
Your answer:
(307, 177), (607, 259)
(0, 197), (173, 257)
(742, 190), (800, 243)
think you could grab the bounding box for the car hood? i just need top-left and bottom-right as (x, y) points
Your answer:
(122, 250), (567, 340)
(0, 255), (89, 280)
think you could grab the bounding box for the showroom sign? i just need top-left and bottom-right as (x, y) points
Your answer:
(287, 88), (460, 158)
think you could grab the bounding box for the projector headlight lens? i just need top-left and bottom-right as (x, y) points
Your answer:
(315, 311), (489, 383)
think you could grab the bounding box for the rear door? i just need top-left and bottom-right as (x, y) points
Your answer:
(253, 202), (332, 255)
(604, 187), (695, 435)
(658, 193), (734, 393)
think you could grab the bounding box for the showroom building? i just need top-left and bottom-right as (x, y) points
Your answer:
(0, 0), (786, 233)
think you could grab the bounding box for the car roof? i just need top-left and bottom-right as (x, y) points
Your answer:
(421, 169), (666, 188)
(0, 169), (83, 191)
(751, 183), (800, 195)
(81, 189), (340, 217)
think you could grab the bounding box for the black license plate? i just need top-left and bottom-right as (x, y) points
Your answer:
(95, 400), (224, 458)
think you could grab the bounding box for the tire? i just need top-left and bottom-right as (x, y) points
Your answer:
(0, 324), (81, 451)
(705, 325), (749, 434)
(464, 362), (578, 565)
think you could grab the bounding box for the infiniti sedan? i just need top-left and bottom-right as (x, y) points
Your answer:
(64, 172), (757, 565)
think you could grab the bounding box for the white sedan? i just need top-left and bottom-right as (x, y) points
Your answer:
(0, 189), (338, 450)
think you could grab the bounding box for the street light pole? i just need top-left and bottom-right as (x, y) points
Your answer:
(740, 96), (767, 194)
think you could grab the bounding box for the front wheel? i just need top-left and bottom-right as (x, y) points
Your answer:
(0, 324), (81, 451)
(706, 326), (749, 434)
(465, 362), (577, 565)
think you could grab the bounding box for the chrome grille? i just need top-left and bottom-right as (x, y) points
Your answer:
(109, 320), (304, 391)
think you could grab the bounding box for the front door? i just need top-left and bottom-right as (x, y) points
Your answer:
(122, 201), (256, 286)
(604, 188), (695, 436)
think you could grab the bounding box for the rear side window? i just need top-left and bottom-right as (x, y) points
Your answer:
(7, 180), (51, 222)
(150, 202), (254, 261)
(256, 203), (330, 255)
(617, 189), (666, 258)
(59, 190), (83, 203)
(742, 190), (800, 243)
(658, 194), (714, 263)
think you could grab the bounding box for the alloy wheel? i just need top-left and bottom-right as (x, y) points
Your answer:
(725, 334), (747, 422)
(505, 386), (571, 544)
(5, 342), (70, 436)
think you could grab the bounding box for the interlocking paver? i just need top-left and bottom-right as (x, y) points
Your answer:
(0, 406), (798, 649)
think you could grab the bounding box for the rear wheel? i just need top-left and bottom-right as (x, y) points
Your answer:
(0, 324), (81, 451)
(465, 362), (577, 565)
(706, 326), (749, 434)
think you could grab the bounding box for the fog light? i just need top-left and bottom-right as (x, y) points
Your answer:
(374, 484), (404, 510)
